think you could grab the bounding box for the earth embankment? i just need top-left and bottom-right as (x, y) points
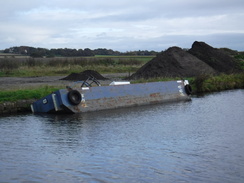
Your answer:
(128, 41), (242, 80)
(128, 45), (216, 79)
(188, 41), (241, 73)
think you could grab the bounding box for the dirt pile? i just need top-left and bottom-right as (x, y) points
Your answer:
(61, 70), (108, 81)
(128, 46), (216, 79)
(188, 41), (241, 73)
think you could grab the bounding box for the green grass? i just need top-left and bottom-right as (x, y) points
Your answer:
(0, 86), (61, 103)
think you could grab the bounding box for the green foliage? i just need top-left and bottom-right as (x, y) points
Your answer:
(192, 74), (210, 93)
(234, 54), (244, 60)
(233, 53), (244, 70)
(192, 73), (244, 93)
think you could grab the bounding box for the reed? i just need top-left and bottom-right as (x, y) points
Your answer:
(192, 73), (244, 93)
(0, 56), (152, 77)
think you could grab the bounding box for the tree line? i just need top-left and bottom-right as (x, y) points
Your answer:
(2, 46), (158, 57)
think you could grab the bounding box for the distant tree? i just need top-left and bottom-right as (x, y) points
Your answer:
(83, 48), (94, 56)
(3, 49), (10, 53)
(2, 46), (158, 57)
(30, 52), (43, 58)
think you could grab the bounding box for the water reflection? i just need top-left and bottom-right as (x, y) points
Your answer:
(0, 90), (244, 182)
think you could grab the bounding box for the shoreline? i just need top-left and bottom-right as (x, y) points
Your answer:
(0, 99), (35, 115)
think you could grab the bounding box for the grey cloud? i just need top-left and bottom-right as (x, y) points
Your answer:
(0, 0), (244, 51)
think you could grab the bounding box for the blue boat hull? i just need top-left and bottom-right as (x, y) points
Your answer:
(31, 80), (191, 113)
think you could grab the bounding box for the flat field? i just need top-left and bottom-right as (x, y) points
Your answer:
(0, 55), (155, 77)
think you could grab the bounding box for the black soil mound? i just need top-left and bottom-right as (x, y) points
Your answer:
(128, 46), (216, 79)
(188, 41), (241, 73)
(61, 70), (108, 81)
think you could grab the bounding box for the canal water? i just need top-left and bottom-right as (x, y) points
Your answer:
(0, 89), (244, 183)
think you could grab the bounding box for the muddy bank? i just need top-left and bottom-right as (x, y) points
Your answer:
(0, 99), (35, 115)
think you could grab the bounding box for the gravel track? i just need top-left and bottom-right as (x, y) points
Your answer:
(0, 73), (130, 91)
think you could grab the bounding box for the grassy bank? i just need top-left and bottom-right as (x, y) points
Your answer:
(0, 73), (243, 103)
(190, 73), (244, 93)
(0, 86), (61, 103)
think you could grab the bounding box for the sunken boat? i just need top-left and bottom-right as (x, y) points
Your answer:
(31, 76), (192, 114)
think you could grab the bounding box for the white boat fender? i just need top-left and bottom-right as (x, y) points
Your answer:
(68, 90), (82, 105)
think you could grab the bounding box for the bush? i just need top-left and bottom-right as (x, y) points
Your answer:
(193, 74), (210, 93)
(0, 58), (20, 71)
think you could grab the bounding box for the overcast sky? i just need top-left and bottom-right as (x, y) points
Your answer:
(1, 0), (244, 51)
